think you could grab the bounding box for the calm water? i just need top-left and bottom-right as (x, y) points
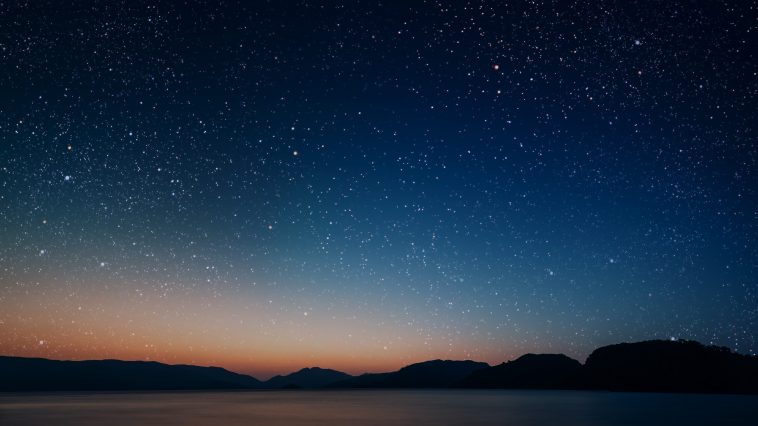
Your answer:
(1, 390), (756, 425)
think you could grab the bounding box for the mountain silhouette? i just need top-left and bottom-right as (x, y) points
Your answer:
(329, 360), (489, 388)
(456, 340), (758, 394)
(458, 353), (582, 389)
(265, 367), (352, 389)
(581, 339), (758, 393)
(0, 356), (263, 391)
(3, 339), (757, 393)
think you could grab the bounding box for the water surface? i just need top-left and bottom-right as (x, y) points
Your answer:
(1, 389), (756, 425)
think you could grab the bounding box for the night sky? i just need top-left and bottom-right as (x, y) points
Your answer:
(1, 1), (756, 378)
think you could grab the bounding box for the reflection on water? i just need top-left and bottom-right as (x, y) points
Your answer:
(1, 390), (757, 425)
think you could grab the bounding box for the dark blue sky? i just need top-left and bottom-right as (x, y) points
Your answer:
(1, 0), (756, 375)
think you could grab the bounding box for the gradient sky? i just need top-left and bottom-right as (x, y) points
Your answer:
(1, 1), (756, 379)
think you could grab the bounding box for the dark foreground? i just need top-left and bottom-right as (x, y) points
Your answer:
(1, 390), (757, 426)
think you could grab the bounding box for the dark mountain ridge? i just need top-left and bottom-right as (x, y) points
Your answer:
(458, 353), (582, 389)
(458, 340), (758, 394)
(0, 356), (263, 391)
(581, 340), (758, 393)
(3, 340), (756, 393)
(265, 367), (352, 389)
(329, 360), (490, 388)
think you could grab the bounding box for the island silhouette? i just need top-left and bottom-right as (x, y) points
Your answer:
(328, 359), (489, 388)
(266, 367), (352, 389)
(2, 340), (756, 394)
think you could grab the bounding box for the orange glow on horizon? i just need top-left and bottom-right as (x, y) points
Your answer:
(0, 281), (521, 379)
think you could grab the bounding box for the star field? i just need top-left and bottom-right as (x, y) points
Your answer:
(1, 1), (756, 378)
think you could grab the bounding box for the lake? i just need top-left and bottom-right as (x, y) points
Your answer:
(1, 389), (756, 425)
